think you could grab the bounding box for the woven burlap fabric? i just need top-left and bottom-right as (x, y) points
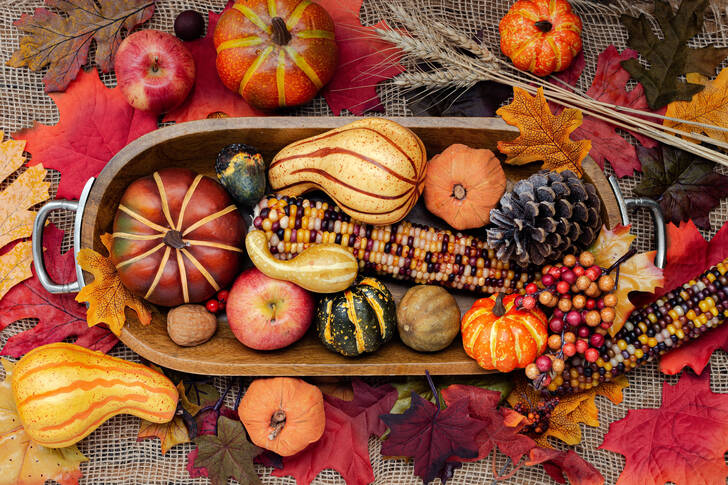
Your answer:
(1, 0), (728, 483)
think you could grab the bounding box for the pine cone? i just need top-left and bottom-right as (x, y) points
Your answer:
(486, 170), (602, 267)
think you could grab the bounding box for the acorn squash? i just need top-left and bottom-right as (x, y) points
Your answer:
(315, 277), (396, 357)
(215, 143), (266, 207)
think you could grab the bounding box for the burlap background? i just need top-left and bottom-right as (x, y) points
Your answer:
(1, 0), (728, 483)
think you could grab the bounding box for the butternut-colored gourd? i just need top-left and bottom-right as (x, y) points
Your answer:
(11, 343), (178, 448)
(268, 118), (427, 225)
(246, 230), (358, 293)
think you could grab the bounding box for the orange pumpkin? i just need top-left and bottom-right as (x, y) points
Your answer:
(461, 293), (548, 372)
(238, 377), (325, 456)
(499, 0), (582, 76)
(213, 0), (337, 110)
(423, 144), (506, 230)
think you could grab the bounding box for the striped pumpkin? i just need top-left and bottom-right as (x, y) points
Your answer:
(461, 293), (548, 372)
(268, 118), (428, 225)
(315, 277), (396, 357)
(110, 168), (246, 307)
(11, 343), (178, 448)
(213, 0), (337, 109)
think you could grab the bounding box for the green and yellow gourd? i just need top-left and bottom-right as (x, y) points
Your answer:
(215, 143), (267, 206)
(315, 277), (397, 357)
(11, 343), (178, 448)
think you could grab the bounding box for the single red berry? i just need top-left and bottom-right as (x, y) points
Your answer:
(578, 326), (590, 338)
(556, 281), (570, 294)
(585, 347), (599, 362)
(566, 310), (581, 327)
(562, 342), (576, 357)
(540, 374), (552, 387)
(590, 333), (605, 348)
(549, 318), (564, 333)
(541, 274), (555, 287)
(522, 295), (537, 310)
(526, 283), (538, 294)
(586, 265), (602, 281)
(549, 266), (562, 278)
(553, 309), (564, 319)
(560, 265), (570, 274)
(575, 339), (589, 354)
(561, 269), (576, 284)
(205, 299), (219, 313)
(217, 289), (230, 302)
(573, 265), (585, 277)
(586, 299), (596, 310)
(600, 321), (612, 329)
(536, 355), (552, 372)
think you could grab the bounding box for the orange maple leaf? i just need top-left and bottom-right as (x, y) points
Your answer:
(588, 225), (665, 336)
(507, 375), (628, 448)
(496, 87), (592, 176)
(0, 359), (88, 485)
(75, 233), (151, 336)
(137, 382), (190, 454)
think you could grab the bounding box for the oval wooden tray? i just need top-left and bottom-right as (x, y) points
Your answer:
(80, 117), (620, 376)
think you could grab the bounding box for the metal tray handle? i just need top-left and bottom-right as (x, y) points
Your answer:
(32, 200), (81, 293)
(608, 175), (666, 269)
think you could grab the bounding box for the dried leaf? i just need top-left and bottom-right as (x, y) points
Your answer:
(75, 233), (151, 335)
(8, 0), (156, 92)
(620, 0), (728, 109)
(186, 406), (238, 479)
(588, 225), (665, 336)
(0, 223), (117, 357)
(634, 145), (728, 230)
(508, 375), (628, 448)
(664, 68), (728, 144)
(137, 416), (189, 455)
(601, 367), (728, 485)
(14, 69), (157, 200)
(0, 242), (34, 304)
(526, 448), (604, 485)
(497, 87), (591, 176)
(0, 359), (87, 485)
(193, 416), (261, 485)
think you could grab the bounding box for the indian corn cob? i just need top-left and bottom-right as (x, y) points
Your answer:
(536, 257), (728, 394)
(251, 195), (536, 294)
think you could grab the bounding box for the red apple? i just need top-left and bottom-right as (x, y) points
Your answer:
(226, 268), (314, 350)
(114, 30), (195, 113)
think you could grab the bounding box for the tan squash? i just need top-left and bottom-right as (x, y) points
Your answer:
(397, 285), (461, 352)
(268, 118), (427, 225)
(424, 144), (506, 230)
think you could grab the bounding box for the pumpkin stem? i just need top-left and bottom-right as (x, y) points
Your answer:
(492, 293), (506, 317)
(534, 20), (552, 32)
(163, 230), (188, 249)
(268, 409), (287, 440)
(452, 183), (467, 201)
(271, 17), (292, 45)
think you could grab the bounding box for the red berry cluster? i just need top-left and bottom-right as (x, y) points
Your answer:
(205, 289), (229, 314)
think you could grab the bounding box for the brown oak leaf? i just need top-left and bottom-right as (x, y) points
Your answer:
(496, 87), (591, 176)
(664, 68), (728, 144)
(7, 0), (156, 92)
(75, 233), (151, 335)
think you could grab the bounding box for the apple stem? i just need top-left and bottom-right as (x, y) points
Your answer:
(151, 56), (159, 73)
(271, 17), (292, 45)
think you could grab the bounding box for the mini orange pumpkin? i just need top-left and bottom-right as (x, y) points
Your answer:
(238, 377), (325, 456)
(461, 293), (548, 372)
(424, 144), (506, 230)
(499, 0), (582, 76)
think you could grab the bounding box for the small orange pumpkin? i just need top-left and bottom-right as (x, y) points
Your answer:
(499, 0), (583, 76)
(461, 293), (548, 372)
(424, 144), (506, 230)
(238, 377), (325, 456)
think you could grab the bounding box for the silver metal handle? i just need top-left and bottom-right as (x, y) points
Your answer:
(32, 200), (82, 294)
(608, 175), (666, 269)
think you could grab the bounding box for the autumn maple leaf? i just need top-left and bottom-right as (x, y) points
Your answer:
(601, 368), (728, 485)
(497, 87), (591, 176)
(526, 447), (604, 485)
(193, 416), (261, 485)
(14, 70), (157, 200)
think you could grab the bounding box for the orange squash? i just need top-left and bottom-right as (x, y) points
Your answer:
(238, 377), (325, 456)
(424, 144), (506, 230)
(499, 0), (582, 76)
(461, 293), (548, 372)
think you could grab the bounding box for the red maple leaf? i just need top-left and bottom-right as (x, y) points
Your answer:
(526, 447), (604, 485)
(0, 223), (117, 357)
(440, 384), (536, 464)
(316, 0), (404, 115)
(163, 4), (264, 123)
(14, 69), (157, 200)
(601, 368), (728, 485)
(655, 220), (728, 375)
(380, 392), (485, 484)
(273, 379), (397, 485)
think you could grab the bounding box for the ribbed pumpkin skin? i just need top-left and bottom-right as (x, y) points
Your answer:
(316, 277), (397, 357)
(110, 168), (246, 307)
(12, 343), (178, 448)
(268, 118), (428, 225)
(499, 0), (582, 76)
(213, 0), (337, 109)
(461, 294), (548, 372)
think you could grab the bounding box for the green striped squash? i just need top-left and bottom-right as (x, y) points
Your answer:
(315, 277), (396, 357)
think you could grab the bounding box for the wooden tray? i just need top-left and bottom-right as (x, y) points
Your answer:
(74, 117), (620, 376)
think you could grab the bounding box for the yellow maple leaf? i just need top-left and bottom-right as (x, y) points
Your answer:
(664, 68), (728, 144)
(507, 375), (628, 448)
(588, 225), (665, 336)
(496, 87), (591, 176)
(0, 359), (87, 485)
(0, 241), (34, 302)
(75, 233), (151, 335)
(137, 415), (189, 455)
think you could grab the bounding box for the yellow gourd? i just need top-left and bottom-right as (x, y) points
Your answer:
(11, 343), (178, 448)
(246, 230), (358, 293)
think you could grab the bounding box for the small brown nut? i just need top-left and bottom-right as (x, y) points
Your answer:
(167, 304), (217, 346)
